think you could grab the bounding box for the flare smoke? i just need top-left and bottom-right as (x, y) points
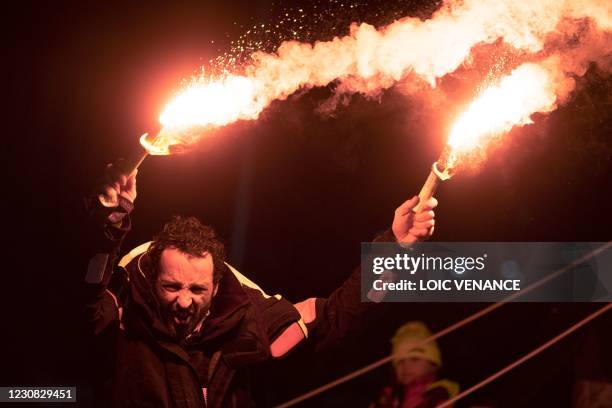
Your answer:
(157, 0), (611, 151)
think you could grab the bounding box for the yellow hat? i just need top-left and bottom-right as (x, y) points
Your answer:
(391, 321), (441, 367)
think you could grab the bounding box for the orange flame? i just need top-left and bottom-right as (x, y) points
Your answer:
(141, 75), (263, 155)
(159, 76), (259, 127)
(445, 62), (559, 170)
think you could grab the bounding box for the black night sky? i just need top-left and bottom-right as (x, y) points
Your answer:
(5, 1), (612, 407)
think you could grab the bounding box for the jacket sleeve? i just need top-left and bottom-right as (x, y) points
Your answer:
(300, 266), (372, 351)
(81, 194), (133, 337)
(269, 230), (396, 356)
(304, 229), (397, 350)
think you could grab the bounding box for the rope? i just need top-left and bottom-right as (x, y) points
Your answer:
(274, 241), (611, 408)
(437, 302), (612, 408)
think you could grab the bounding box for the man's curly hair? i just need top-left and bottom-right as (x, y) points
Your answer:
(148, 216), (225, 284)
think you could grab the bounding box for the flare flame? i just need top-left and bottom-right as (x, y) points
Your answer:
(444, 61), (559, 170)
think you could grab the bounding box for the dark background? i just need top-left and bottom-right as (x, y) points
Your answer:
(5, 1), (612, 407)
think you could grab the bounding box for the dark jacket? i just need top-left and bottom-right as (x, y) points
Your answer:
(81, 197), (374, 407)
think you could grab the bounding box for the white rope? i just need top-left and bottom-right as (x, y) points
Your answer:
(437, 302), (612, 408)
(274, 241), (612, 408)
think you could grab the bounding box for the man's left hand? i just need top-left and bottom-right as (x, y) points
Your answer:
(391, 196), (438, 243)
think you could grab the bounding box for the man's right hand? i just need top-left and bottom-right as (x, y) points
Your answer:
(98, 161), (138, 207)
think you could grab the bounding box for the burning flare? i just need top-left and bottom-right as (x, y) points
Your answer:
(159, 76), (259, 128)
(414, 60), (562, 211)
(142, 76), (262, 156)
(139, 0), (609, 156)
(445, 62), (558, 169)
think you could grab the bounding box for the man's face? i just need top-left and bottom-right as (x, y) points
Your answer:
(394, 357), (437, 385)
(154, 248), (218, 338)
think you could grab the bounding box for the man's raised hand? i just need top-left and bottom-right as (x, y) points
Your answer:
(391, 196), (438, 243)
(99, 160), (138, 207)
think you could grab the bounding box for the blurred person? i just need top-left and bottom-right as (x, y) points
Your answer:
(370, 321), (459, 408)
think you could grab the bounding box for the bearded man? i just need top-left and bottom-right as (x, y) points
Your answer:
(82, 162), (437, 407)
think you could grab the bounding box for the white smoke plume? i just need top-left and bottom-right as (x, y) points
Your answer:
(246, 0), (610, 107)
(156, 0), (611, 152)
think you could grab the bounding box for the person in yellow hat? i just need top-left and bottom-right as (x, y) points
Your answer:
(370, 321), (459, 408)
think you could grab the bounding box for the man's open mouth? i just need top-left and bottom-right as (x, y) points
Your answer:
(173, 313), (192, 325)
